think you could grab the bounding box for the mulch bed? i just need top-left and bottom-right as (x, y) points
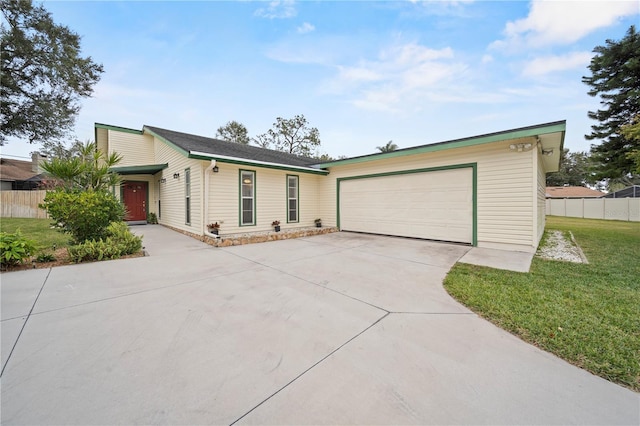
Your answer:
(1, 248), (145, 273)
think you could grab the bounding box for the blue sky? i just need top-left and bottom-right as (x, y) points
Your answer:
(2, 0), (638, 160)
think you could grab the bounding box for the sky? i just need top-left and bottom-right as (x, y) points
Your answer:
(1, 0), (638, 160)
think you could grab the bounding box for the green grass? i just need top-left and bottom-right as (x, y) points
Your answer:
(444, 216), (640, 391)
(0, 218), (71, 251)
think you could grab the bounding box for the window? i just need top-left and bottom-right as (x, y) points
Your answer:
(287, 175), (299, 223)
(240, 170), (255, 226)
(185, 168), (191, 225)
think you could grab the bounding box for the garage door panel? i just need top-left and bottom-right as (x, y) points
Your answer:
(340, 168), (473, 244)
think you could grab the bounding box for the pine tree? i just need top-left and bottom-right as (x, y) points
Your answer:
(583, 25), (640, 180)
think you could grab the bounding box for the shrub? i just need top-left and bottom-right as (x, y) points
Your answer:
(0, 230), (36, 267)
(67, 221), (142, 263)
(40, 189), (125, 243)
(147, 212), (158, 224)
(35, 252), (56, 263)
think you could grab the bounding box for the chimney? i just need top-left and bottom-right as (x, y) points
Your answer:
(31, 152), (47, 173)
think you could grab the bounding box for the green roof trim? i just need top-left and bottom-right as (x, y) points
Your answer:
(95, 123), (143, 135)
(110, 163), (168, 175)
(187, 152), (330, 175)
(316, 120), (566, 168)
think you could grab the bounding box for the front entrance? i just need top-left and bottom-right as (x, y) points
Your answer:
(122, 181), (148, 222)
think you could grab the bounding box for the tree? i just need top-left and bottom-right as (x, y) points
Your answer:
(621, 115), (640, 174)
(376, 140), (398, 153)
(215, 120), (250, 145)
(41, 140), (122, 191)
(39, 139), (85, 159)
(1, 0), (104, 145)
(254, 114), (321, 157)
(583, 25), (640, 180)
(546, 149), (595, 186)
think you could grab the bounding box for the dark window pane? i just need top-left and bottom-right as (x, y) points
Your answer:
(243, 211), (253, 224)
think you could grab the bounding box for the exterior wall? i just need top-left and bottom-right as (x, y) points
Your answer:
(153, 138), (202, 234)
(535, 148), (547, 245)
(96, 127), (108, 154)
(320, 138), (538, 252)
(108, 130), (154, 166)
(205, 162), (322, 235)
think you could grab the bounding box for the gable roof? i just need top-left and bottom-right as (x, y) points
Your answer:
(314, 120), (566, 172)
(546, 186), (604, 198)
(142, 125), (326, 174)
(0, 158), (38, 182)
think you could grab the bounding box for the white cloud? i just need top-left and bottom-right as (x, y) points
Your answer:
(326, 42), (467, 111)
(492, 0), (638, 50)
(481, 54), (493, 64)
(297, 22), (315, 34)
(522, 51), (593, 77)
(254, 0), (297, 19)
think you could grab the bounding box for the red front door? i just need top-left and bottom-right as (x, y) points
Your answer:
(122, 181), (148, 221)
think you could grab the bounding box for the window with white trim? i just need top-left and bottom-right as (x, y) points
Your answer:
(185, 168), (191, 225)
(240, 170), (255, 226)
(287, 175), (299, 223)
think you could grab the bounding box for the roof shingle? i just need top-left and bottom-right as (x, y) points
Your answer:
(545, 186), (604, 198)
(144, 126), (319, 168)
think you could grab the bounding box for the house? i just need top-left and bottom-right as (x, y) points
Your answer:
(602, 185), (640, 198)
(546, 186), (604, 199)
(96, 120), (566, 253)
(0, 154), (47, 191)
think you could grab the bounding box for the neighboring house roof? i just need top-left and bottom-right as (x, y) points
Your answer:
(602, 185), (640, 198)
(0, 158), (38, 182)
(546, 186), (604, 198)
(142, 125), (323, 172)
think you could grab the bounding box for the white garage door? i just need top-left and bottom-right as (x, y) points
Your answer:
(339, 168), (473, 244)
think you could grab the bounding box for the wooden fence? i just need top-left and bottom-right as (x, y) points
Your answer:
(1, 190), (48, 219)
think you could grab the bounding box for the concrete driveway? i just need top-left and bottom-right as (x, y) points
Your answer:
(1, 226), (638, 425)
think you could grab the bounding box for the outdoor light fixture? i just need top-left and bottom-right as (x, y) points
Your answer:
(542, 149), (554, 156)
(173, 172), (180, 179)
(509, 143), (533, 152)
(213, 166), (219, 173)
(159, 178), (167, 183)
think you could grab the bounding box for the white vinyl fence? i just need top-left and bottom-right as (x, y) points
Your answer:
(546, 198), (640, 222)
(0, 190), (48, 219)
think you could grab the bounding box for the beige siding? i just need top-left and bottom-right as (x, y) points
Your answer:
(536, 149), (546, 245)
(108, 130), (154, 166)
(96, 128), (108, 154)
(321, 138), (538, 251)
(205, 163), (322, 235)
(153, 138), (202, 234)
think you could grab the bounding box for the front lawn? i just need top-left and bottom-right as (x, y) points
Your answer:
(0, 218), (70, 251)
(444, 216), (640, 391)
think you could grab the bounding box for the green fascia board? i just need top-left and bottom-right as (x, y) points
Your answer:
(110, 163), (168, 175)
(95, 123), (144, 135)
(335, 163), (478, 246)
(317, 121), (566, 168)
(188, 152), (329, 175)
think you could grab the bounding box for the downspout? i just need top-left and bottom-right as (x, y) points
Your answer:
(203, 159), (218, 238)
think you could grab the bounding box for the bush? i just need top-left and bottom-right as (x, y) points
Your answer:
(0, 230), (36, 267)
(40, 189), (125, 243)
(67, 221), (142, 263)
(147, 212), (158, 224)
